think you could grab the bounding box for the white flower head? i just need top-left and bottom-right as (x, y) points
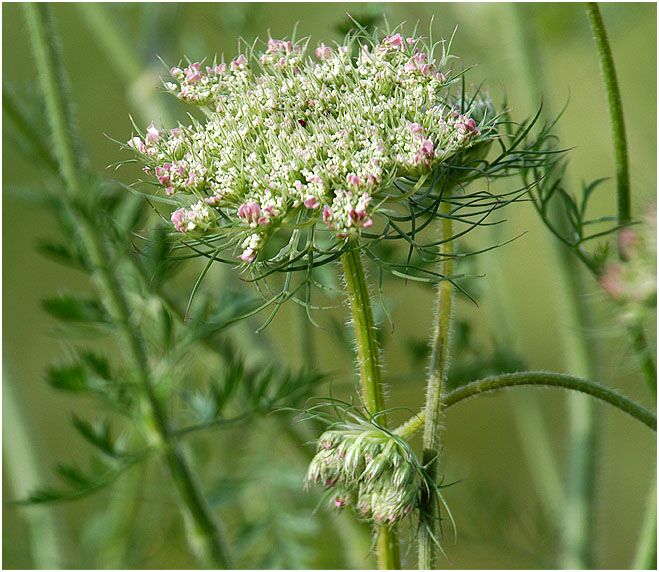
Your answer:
(127, 28), (498, 265)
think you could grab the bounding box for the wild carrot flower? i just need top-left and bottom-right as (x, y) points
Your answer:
(126, 30), (499, 266)
(305, 419), (430, 525)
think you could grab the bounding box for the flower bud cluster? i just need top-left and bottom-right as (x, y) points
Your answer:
(305, 423), (426, 525)
(600, 206), (657, 321)
(128, 31), (495, 263)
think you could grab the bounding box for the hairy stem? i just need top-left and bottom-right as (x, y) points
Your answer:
(417, 204), (454, 569)
(586, 2), (631, 253)
(394, 371), (656, 437)
(341, 244), (400, 570)
(587, 9), (657, 569)
(25, 4), (232, 568)
(342, 246), (388, 417)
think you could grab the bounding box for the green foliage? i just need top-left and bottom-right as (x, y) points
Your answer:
(525, 156), (623, 274)
(18, 454), (147, 505)
(72, 416), (126, 459)
(42, 294), (108, 324)
(46, 352), (112, 393)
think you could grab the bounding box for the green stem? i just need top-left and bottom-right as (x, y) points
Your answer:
(24, 3), (83, 195)
(586, 10), (657, 570)
(341, 244), (400, 570)
(25, 5), (232, 568)
(395, 371), (656, 437)
(418, 205), (454, 569)
(342, 245), (387, 417)
(632, 479), (657, 570)
(586, 2), (631, 254)
(629, 321), (657, 397)
(4, 372), (66, 568)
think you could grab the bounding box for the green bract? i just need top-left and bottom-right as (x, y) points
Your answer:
(305, 417), (433, 526)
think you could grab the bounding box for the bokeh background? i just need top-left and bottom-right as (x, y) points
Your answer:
(3, 2), (656, 569)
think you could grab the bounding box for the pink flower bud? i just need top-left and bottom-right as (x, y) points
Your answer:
(334, 498), (347, 508)
(346, 173), (362, 187)
(240, 248), (256, 262)
(304, 196), (320, 209)
(381, 33), (405, 51)
(128, 136), (146, 154)
(323, 206), (333, 225)
(171, 208), (188, 233)
(409, 123), (425, 135)
(231, 54), (248, 70)
(316, 43), (332, 59)
(456, 115), (479, 136)
(420, 63), (434, 76)
(238, 201), (261, 224)
(414, 139), (435, 166)
(145, 124), (160, 144)
(185, 68), (201, 83)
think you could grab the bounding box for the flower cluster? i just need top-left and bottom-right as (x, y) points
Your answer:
(305, 423), (427, 525)
(127, 31), (495, 263)
(600, 206), (657, 322)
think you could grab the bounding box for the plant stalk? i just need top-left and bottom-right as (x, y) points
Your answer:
(394, 371), (656, 436)
(4, 373), (66, 568)
(629, 321), (657, 397)
(586, 8), (657, 570)
(25, 4), (232, 568)
(341, 244), (400, 570)
(586, 2), (631, 251)
(632, 478), (657, 570)
(418, 205), (454, 569)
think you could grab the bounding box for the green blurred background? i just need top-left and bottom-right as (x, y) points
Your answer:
(3, 3), (656, 569)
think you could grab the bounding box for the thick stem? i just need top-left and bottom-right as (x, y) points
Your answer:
(25, 4), (232, 568)
(342, 245), (387, 417)
(586, 2), (631, 254)
(418, 207), (454, 570)
(341, 244), (400, 570)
